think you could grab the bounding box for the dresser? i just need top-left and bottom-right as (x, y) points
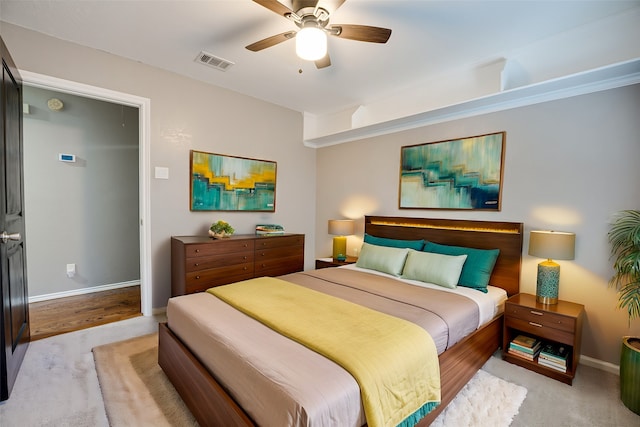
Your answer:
(171, 234), (305, 296)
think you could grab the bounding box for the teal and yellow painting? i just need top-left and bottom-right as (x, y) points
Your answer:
(400, 132), (505, 210)
(190, 150), (277, 211)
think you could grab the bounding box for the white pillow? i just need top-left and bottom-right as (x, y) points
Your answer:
(355, 242), (409, 276)
(401, 250), (468, 288)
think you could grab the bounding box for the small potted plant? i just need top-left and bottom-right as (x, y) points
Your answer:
(608, 209), (640, 415)
(209, 220), (234, 239)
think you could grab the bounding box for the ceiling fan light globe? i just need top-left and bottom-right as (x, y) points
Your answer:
(296, 27), (327, 61)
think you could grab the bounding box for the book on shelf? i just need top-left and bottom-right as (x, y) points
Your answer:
(539, 352), (567, 366)
(538, 357), (568, 373)
(509, 340), (541, 355)
(255, 224), (285, 235)
(539, 342), (569, 363)
(507, 347), (540, 361)
(512, 334), (539, 348)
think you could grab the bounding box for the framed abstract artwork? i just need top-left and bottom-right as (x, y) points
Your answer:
(190, 150), (277, 212)
(399, 132), (505, 210)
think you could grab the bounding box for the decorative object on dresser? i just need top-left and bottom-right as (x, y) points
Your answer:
(255, 224), (284, 235)
(190, 150), (277, 212)
(528, 230), (576, 304)
(503, 293), (584, 385)
(208, 220), (234, 238)
(328, 219), (355, 261)
(399, 131), (505, 211)
(171, 234), (304, 296)
(607, 209), (640, 415)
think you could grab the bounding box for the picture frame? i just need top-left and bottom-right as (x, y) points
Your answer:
(190, 150), (277, 212)
(399, 132), (505, 210)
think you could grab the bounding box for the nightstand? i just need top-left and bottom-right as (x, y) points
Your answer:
(315, 256), (358, 269)
(503, 293), (584, 385)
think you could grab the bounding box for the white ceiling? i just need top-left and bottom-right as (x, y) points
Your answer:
(2, 0), (639, 119)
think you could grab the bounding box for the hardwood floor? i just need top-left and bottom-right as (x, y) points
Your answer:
(29, 285), (141, 341)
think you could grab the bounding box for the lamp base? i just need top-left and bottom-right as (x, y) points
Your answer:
(536, 260), (560, 305)
(332, 236), (347, 260)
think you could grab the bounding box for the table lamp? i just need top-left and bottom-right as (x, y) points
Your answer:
(528, 230), (576, 304)
(328, 219), (355, 261)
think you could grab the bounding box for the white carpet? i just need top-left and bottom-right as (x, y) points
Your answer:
(433, 369), (527, 427)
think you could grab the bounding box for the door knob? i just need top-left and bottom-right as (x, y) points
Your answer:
(0, 231), (21, 244)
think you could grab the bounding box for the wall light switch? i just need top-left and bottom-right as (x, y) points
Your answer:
(154, 166), (169, 179)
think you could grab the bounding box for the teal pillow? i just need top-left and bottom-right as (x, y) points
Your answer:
(423, 242), (500, 293)
(401, 250), (467, 289)
(363, 233), (425, 250)
(355, 242), (409, 276)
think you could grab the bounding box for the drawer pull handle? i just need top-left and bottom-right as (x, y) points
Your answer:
(194, 263), (199, 267)
(243, 256), (247, 260)
(529, 321), (543, 328)
(195, 275), (201, 280)
(530, 310), (544, 316)
(262, 264), (266, 267)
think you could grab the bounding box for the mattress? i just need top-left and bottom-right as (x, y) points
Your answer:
(166, 268), (507, 427)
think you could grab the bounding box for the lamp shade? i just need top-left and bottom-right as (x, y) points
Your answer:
(296, 26), (327, 61)
(528, 230), (575, 260)
(328, 219), (355, 236)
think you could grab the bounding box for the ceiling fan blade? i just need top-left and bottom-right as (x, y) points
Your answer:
(252, 0), (294, 18)
(317, 0), (347, 14)
(246, 31), (296, 52)
(315, 53), (331, 69)
(330, 24), (392, 43)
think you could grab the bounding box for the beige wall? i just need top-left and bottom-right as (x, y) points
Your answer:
(316, 85), (640, 365)
(2, 23), (316, 309)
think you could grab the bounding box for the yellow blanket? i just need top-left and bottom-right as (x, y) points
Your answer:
(208, 277), (440, 427)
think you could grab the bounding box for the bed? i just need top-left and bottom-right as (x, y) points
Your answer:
(159, 216), (523, 426)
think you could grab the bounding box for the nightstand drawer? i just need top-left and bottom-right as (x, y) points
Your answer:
(506, 303), (576, 333)
(505, 316), (575, 345)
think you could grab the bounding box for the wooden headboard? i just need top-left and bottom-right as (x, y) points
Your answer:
(364, 216), (523, 296)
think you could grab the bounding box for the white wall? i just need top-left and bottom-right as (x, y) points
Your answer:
(316, 84), (640, 365)
(2, 23), (316, 309)
(23, 86), (140, 297)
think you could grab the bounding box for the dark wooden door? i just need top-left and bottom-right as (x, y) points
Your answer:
(0, 36), (29, 402)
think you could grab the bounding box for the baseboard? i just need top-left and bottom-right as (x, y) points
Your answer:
(580, 354), (620, 376)
(152, 306), (167, 316)
(28, 281), (140, 303)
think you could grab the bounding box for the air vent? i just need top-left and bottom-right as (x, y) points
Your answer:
(195, 51), (235, 71)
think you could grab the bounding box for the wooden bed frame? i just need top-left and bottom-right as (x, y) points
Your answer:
(159, 216), (523, 427)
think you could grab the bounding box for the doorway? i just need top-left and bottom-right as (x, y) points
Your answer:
(21, 71), (152, 316)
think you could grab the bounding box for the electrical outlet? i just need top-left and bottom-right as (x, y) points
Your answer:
(66, 263), (76, 278)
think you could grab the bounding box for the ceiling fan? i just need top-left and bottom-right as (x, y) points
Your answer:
(246, 0), (392, 69)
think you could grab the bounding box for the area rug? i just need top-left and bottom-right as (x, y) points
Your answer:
(93, 333), (527, 427)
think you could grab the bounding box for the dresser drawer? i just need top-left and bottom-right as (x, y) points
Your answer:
(254, 235), (304, 250)
(186, 263), (254, 290)
(255, 255), (304, 277)
(256, 245), (303, 260)
(506, 302), (576, 333)
(186, 240), (254, 258)
(185, 252), (254, 273)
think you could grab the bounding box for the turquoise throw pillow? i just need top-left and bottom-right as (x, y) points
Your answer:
(356, 242), (409, 276)
(423, 242), (500, 293)
(364, 233), (425, 250)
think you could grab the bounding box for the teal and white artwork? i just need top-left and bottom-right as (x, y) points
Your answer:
(400, 132), (505, 210)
